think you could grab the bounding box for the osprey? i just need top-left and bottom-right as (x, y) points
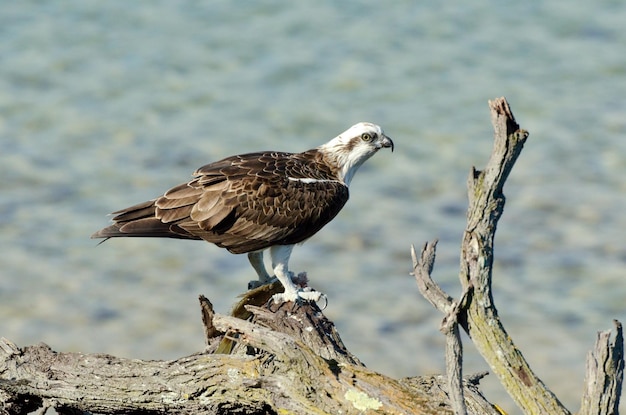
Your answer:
(92, 122), (393, 303)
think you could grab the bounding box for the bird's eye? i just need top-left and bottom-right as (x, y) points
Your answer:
(361, 132), (373, 142)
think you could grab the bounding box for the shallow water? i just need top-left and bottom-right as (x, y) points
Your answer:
(1, 2), (625, 413)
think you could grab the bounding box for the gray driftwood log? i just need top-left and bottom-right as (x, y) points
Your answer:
(1, 97), (623, 415)
(0, 292), (496, 415)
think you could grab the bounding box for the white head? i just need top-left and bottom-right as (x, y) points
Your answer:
(319, 122), (394, 185)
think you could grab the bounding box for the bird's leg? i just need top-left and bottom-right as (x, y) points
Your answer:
(269, 245), (322, 304)
(247, 251), (274, 289)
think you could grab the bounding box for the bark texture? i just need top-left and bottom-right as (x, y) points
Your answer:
(0, 297), (495, 415)
(580, 320), (624, 415)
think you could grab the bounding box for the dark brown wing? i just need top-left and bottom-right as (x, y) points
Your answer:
(91, 150), (349, 254)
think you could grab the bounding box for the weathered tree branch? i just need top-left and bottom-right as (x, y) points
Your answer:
(414, 97), (569, 414)
(459, 98), (571, 414)
(412, 97), (624, 415)
(412, 240), (472, 415)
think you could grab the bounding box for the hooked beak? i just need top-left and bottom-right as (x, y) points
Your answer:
(380, 134), (394, 152)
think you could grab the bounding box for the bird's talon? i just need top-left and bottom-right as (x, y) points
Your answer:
(318, 293), (328, 310)
(270, 289), (323, 305)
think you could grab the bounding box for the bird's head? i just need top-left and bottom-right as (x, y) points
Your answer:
(319, 122), (394, 185)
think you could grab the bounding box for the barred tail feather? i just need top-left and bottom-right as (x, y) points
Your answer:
(91, 201), (200, 241)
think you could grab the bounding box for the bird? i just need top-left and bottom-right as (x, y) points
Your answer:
(92, 122), (394, 304)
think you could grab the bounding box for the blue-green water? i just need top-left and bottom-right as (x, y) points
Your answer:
(1, 2), (625, 413)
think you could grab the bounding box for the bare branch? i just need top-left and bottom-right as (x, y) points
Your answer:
(444, 324), (467, 415)
(454, 98), (574, 415)
(411, 241), (453, 313)
(412, 241), (471, 415)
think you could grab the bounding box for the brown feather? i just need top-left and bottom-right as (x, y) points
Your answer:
(156, 204), (194, 223)
(92, 149), (350, 253)
(155, 195), (201, 209)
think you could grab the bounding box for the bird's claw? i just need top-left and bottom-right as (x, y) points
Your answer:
(270, 288), (326, 308)
(317, 293), (328, 310)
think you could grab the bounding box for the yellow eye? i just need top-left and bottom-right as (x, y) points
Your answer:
(361, 132), (373, 142)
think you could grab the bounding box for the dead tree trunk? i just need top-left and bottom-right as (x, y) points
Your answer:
(1, 98), (622, 415)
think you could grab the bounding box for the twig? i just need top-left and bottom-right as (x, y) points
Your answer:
(412, 242), (469, 415)
(199, 295), (221, 342)
(411, 241), (451, 313)
(443, 323), (466, 415)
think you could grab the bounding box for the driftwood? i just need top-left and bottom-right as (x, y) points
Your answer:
(0, 291), (496, 415)
(1, 97), (623, 415)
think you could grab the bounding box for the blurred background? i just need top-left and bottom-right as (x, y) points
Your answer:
(1, 2), (624, 413)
